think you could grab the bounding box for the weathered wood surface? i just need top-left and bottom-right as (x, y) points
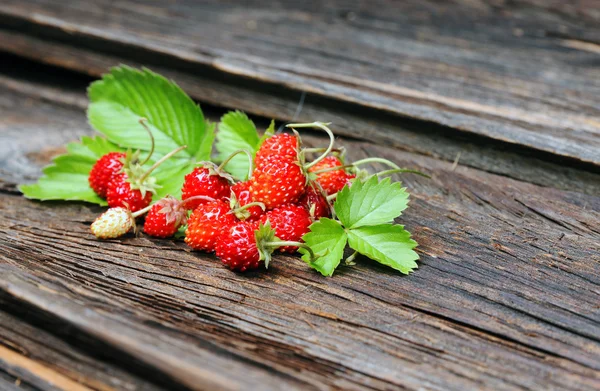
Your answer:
(1, 58), (600, 390)
(1, 0), (600, 168)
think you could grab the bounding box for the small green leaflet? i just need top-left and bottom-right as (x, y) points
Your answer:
(302, 175), (418, 275)
(334, 175), (409, 229)
(347, 224), (419, 274)
(216, 114), (274, 180)
(300, 218), (347, 277)
(20, 136), (121, 205)
(88, 65), (214, 160)
(216, 111), (259, 180)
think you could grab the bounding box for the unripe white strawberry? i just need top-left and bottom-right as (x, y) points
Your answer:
(91, 207), (136, 239)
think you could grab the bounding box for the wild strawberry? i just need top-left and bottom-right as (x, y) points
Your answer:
(230, 181), (265, 221)
(299, 185), (331, 219)
(106, 146), (187, 212)
(185, 199), (238, 252)
(143, 196), (188, 238)
(260, 204), (312, 253)
(308, 156), (355, 195)
(216, 221), (279, 272)
(249, 156), (306, 209)
(107, 173), (153, 212)
(181, 163), (231, 210)
(254, 133), (298, 168)
(91, 207), (136, 239)
(89, 152), (126, 198)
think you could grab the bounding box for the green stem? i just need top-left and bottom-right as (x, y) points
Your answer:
(181, 195), (216, 208)
(138, 118), (155, 166)
(234, 201), (266, 213)
(376, 168), (431, 178)
(138, 145), (187, 183)
(326, 193), (338, 202)
(345, 250), (358, 265)
(286, 122), (335, 170)
(351, 157), (400, 170)
(310, 164), (353, 175)
(264, 241), (316, 261)
(218, 149), (254, 178)
(131, 204), (154, 218)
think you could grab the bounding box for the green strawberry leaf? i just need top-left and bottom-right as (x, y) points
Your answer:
(88, 65), (213, 160)
(334, 175), (409, 229)
(20, 136), (123, 205)
(216, 111), (260, 180)
(299, 218), (347, 276)
(347, 224), (419, 274)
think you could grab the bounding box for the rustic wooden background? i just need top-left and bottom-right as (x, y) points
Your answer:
(1, 1), (599, 390)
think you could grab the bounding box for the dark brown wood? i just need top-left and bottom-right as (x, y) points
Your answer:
(1, 67), (600, 390)
(1, 0), (599, 167)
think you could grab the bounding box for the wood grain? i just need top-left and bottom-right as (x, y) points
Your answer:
(0, 0), (599, 166)
(1, 66), (600, 390)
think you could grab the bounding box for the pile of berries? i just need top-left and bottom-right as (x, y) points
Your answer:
(89, 128), (357, 272)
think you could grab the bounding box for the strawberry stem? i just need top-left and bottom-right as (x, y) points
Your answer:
(286, 122), (335, 170)
(310, 164), (353, 175)
(131, 204), (154, 218)
(264, 241), (316, 261)
(351, 157), (400, 169)
(181, 195), (217, 207)
(218, 149), (254, 179)
(138, 118), (156, 166)
(138, 145), (187, 183)
(377, 168), (431, 178)
(326, 193), (338, 201)
(233, 201), (266, 213)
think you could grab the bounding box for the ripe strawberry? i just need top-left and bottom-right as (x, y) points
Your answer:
(260, 204), (311, 253)
(215, 221), (279, 272)
(106, 145), (187, 212)
(249, 156), (306, 209)
(89, 152), (126, 198)
(308, 156), (355, 195)
(185, 199), (238, 252)
(230, 181), (264, 221)
(299, 185), (331, 219)
(181, 163), (231, 210)
(254, 133), (298, 168)
(143, 196), (188, 238)
(91, 207), (135, 239)
(106, 173), (153, 212)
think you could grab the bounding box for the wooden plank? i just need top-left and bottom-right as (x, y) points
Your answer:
(1, 0), (599, 166)
(2, 48), (600, 198)
(0, 307), (166, 391)
(1, 71), (599, 390)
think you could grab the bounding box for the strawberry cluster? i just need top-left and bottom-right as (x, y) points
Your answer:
(89, 128), (356, 273)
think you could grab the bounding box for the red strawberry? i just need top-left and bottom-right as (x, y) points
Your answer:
(215, 221), (261, 271)
(255, 133), (298, 168)
(143, 196), (188, 238)
(249, 156), (306, 209)
(89, 152), (126, 198)
(106, 173), (153, 212)
(308, 156), (355, 195)
(230, 181), (264, 221)
(260, 204), (311, 253)
(185, 199), (238, 252)
(181, 164), (231, 210)
(106, 145), (187, 212)
(215, 221), (279, 272)
(299, 185), (331, 219)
